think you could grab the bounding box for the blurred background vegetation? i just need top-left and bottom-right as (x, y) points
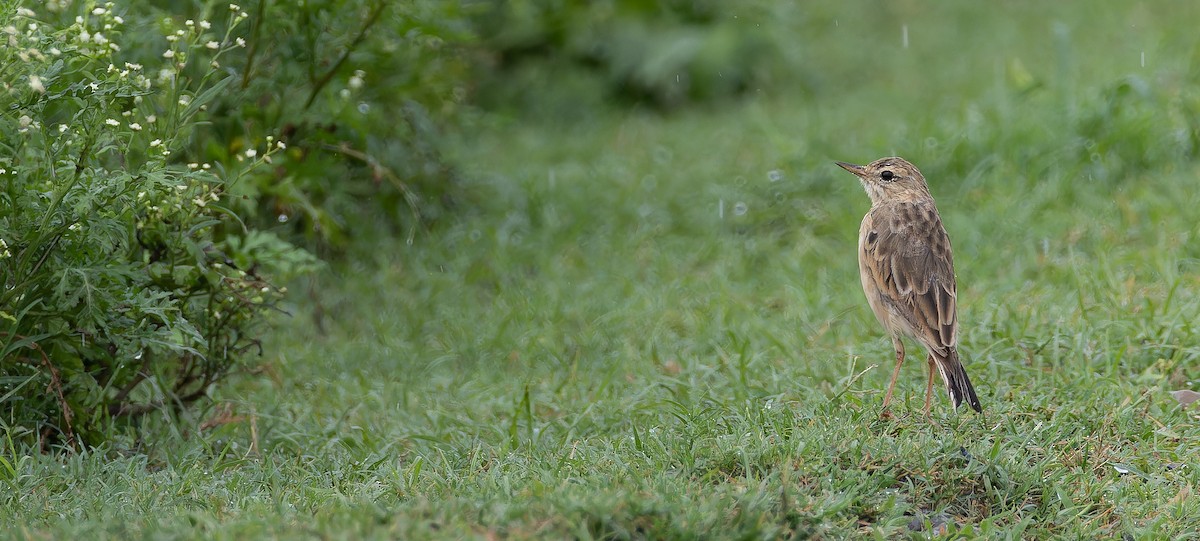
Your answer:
(5, 0), (1200, 537)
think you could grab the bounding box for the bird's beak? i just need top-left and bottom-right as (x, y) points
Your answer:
(835, 161), (865, 176)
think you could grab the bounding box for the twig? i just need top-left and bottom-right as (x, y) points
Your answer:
(239, 0), (268, 90)
(318, 142), (422, 244)
(109, 349), (154, 409)
(18, 337), (77, 450)
(302, 1), (387, 111)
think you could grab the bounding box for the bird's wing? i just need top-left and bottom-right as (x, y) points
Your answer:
(863, 201), (957, 350)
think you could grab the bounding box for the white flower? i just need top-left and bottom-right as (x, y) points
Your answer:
(29, 75), (45, 93)
(105, 118), (120, 126)
(162, 49), (175, 58)
(129, 122), (142, 131)
(244, 149), (257, 158)
(235, 37), (246, 47)
(229, 4), (241, 11)
(205, 41), (219, 50)
(150, 139), (163, 147)
(275, 141), (287, 150)
(146, 115), (157, 124)
(185, 19), (195, 27)
(92, 7), (106, 15)
(199, 20), (211, 30)
(17, 8), (35, 17)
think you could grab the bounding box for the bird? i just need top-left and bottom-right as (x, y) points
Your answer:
(835, 157), (982, 415)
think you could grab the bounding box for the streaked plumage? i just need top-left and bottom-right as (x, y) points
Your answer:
(836, 157), (982, 414)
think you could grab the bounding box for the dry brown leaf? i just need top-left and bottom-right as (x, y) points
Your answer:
(1168, 484), (1191, 507)
(1170, 389), (1200, 407)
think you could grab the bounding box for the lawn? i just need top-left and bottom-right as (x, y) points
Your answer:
(5, 2), (1200, 539)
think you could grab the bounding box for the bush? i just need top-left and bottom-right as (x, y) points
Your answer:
(0, 2), (315, 448)
(175, 0), (477, 249)
(469, 0), (782, 113)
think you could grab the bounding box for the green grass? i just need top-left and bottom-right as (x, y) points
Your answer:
(6, 2), (1200, 539)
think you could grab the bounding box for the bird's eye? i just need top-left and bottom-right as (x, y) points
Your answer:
(880, 170), (895, 181)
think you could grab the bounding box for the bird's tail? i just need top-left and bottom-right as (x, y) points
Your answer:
(935, 348), (982, 413)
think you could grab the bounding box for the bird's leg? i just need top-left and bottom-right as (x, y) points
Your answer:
(923, 354), (936, 417)
(881, 336), (905, 413)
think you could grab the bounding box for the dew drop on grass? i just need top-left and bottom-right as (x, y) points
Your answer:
(733, 201), (748, 216)
(277, 214), (289, 223)
(357, 102), (370, 114)
(768, 169), (783, 182)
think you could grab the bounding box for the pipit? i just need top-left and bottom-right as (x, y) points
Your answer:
(835, 157), (982, 415)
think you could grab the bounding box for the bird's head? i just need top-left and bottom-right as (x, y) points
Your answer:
(835, 157), (932, 205)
